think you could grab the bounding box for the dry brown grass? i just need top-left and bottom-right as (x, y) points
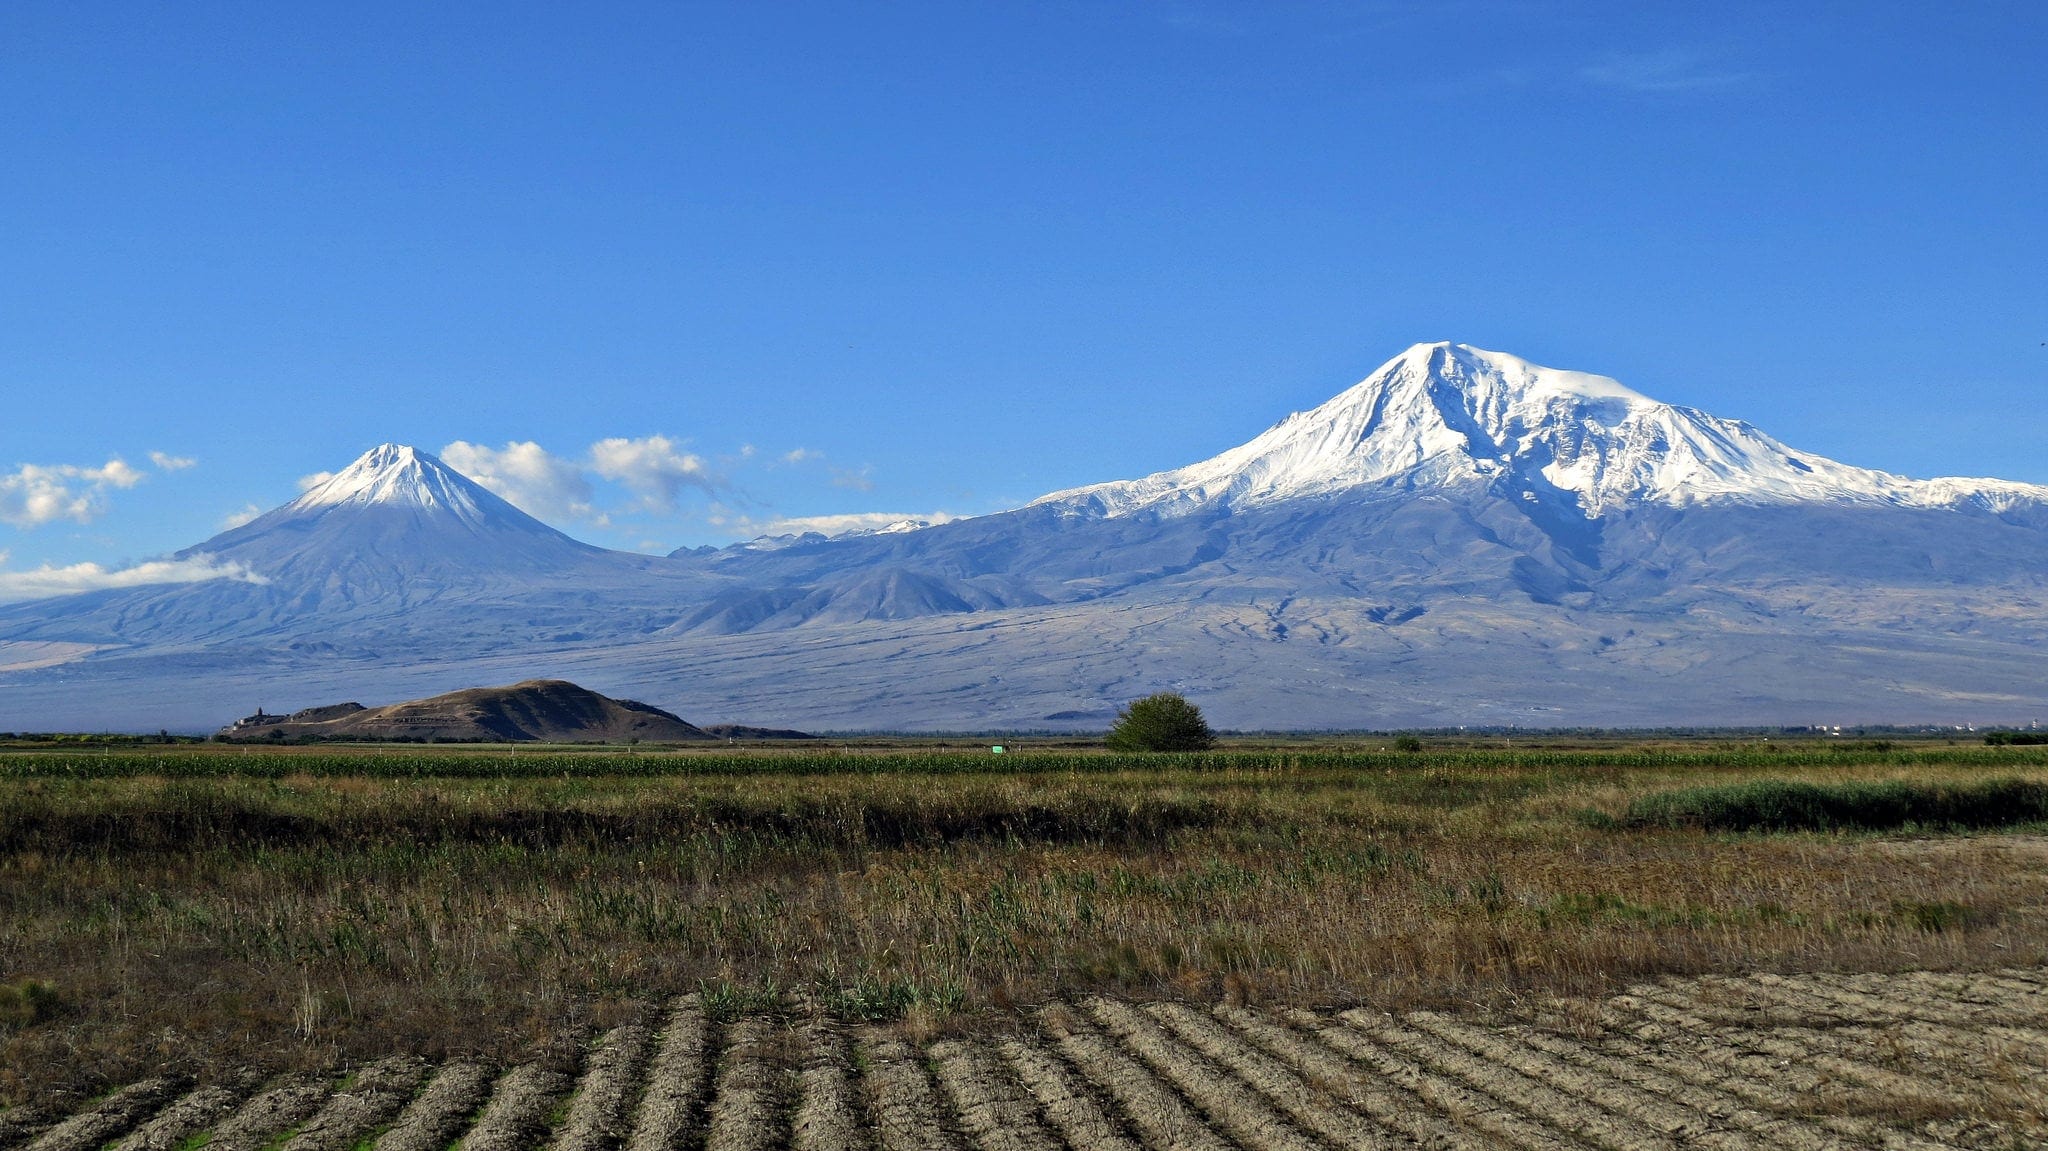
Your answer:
(1, 746), (2044, 1103)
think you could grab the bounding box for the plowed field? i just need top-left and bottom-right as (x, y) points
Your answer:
(6, 967), (2041, 1150)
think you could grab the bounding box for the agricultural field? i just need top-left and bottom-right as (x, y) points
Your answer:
(1, 741), (2046, 1146)
(3, 966), (2044, 1150)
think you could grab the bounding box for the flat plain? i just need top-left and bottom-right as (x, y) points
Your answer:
(2, 739), (2044, 1147)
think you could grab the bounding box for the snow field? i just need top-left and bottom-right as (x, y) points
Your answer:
(4, 967), (2042, 1151)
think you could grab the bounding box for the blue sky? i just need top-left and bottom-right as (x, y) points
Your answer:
(4, 2), (2044, 587)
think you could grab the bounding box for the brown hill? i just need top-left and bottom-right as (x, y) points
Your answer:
(221, 679), (714, 743)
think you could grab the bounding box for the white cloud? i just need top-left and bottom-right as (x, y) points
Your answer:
(829, 464), (876, 492)
(149, 451), (197, 471)
(781, 448), (819, 465)
(1581, 49), (1753, 93)
(590, 435), (719, 510)
(220, 503), (263, 530)
(0, 555), (270, 603)
(439, 440), (595, 522)
(296, 470), (336, 493)
(1, 458), (148, 528)
(729, 510), (962, 538)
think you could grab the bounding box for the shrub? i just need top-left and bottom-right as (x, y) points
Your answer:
(1104, 692), (1217, 752)
(0, 980), (62, 1027)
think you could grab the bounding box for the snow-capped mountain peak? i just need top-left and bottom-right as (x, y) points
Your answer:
(1034, 342), (2048, 518)
(291, 444), (490, 521)
(178, 441), (606, 586)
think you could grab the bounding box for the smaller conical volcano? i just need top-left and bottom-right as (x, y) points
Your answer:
(180, 443), (607, 590)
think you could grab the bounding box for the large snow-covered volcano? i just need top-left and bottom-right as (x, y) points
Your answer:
(3, 343), (2045, 731)
(1037, 343), (2044, 518)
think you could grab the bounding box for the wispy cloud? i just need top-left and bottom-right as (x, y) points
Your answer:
(1580, 49), (1755, 93)
(711, 510), (963, 539)
(219, 503), (263, 530)
(829, 464), (876, 492)
(1, 457), (149, 528)
(0, 555), (269, 603)
(781, 448), (819, 465)
(296, 470), (335, 493)
(440, 440), (596, 522)
(149, 451), (197, 471)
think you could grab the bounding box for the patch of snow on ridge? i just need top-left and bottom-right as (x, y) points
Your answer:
(1034, 342), (2048, 519)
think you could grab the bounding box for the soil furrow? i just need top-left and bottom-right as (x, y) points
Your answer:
(1086, 998), (1323, 1151)
(1961, 973), (2048, 1008)
(1801, 975), (2048, 1062)
(856, 1033), (964, 1151)
(371, 1060), (494, 1151)
(1899, 972), (2034, 1012)
(927, 1038), (1057, 1151)
(1992, 967), (2048, 992)
(1341, 1009), (1667, 1151)
(1044, 1006), (1233, 1151)
(1145, 1003), (1401, 1151)
(22, 1078), (182, 1151)
(1629, 987), (1968, 1104)
(1404, 1011), (1755, 1150)
(1510, 1021), (1846, 1151)
(204, 1074), (333, 1151)
(553, 1026), (651, 1151)
(458, 1063), (577, 1151)
(997, 1035), (1142, 1151)
(1816, 974), (2006, 1025)
(0, 1103), (61, 1151)
(1589, 1010), (1963, 1151)
(1775, 975), (2014, 1038)
(1294, 1011), (1577, 1151)
(1740, 975), (1900, 1026)
(107, 1080), (254, 1151)
(704, 1016), (786, 1151)
(280, 1058), (432, 1151)
(626, 996), (712, 1151)
(1216, 1006), (1470, 1151)
(791, 1018), (868, 1151)
(1761, 970), (2048, 1073)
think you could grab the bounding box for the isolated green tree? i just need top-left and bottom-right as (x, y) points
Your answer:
(1105, 692), (1217, 752)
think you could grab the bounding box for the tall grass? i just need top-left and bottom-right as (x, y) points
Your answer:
(1, 746), (2045, 1102)
(1623, 778), (2048, 831)
(3, 741), (2044, 780)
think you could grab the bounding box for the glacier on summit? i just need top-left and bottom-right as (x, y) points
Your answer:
(1034, 343), (2048, 519)
(2, 342), (2045, 732)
